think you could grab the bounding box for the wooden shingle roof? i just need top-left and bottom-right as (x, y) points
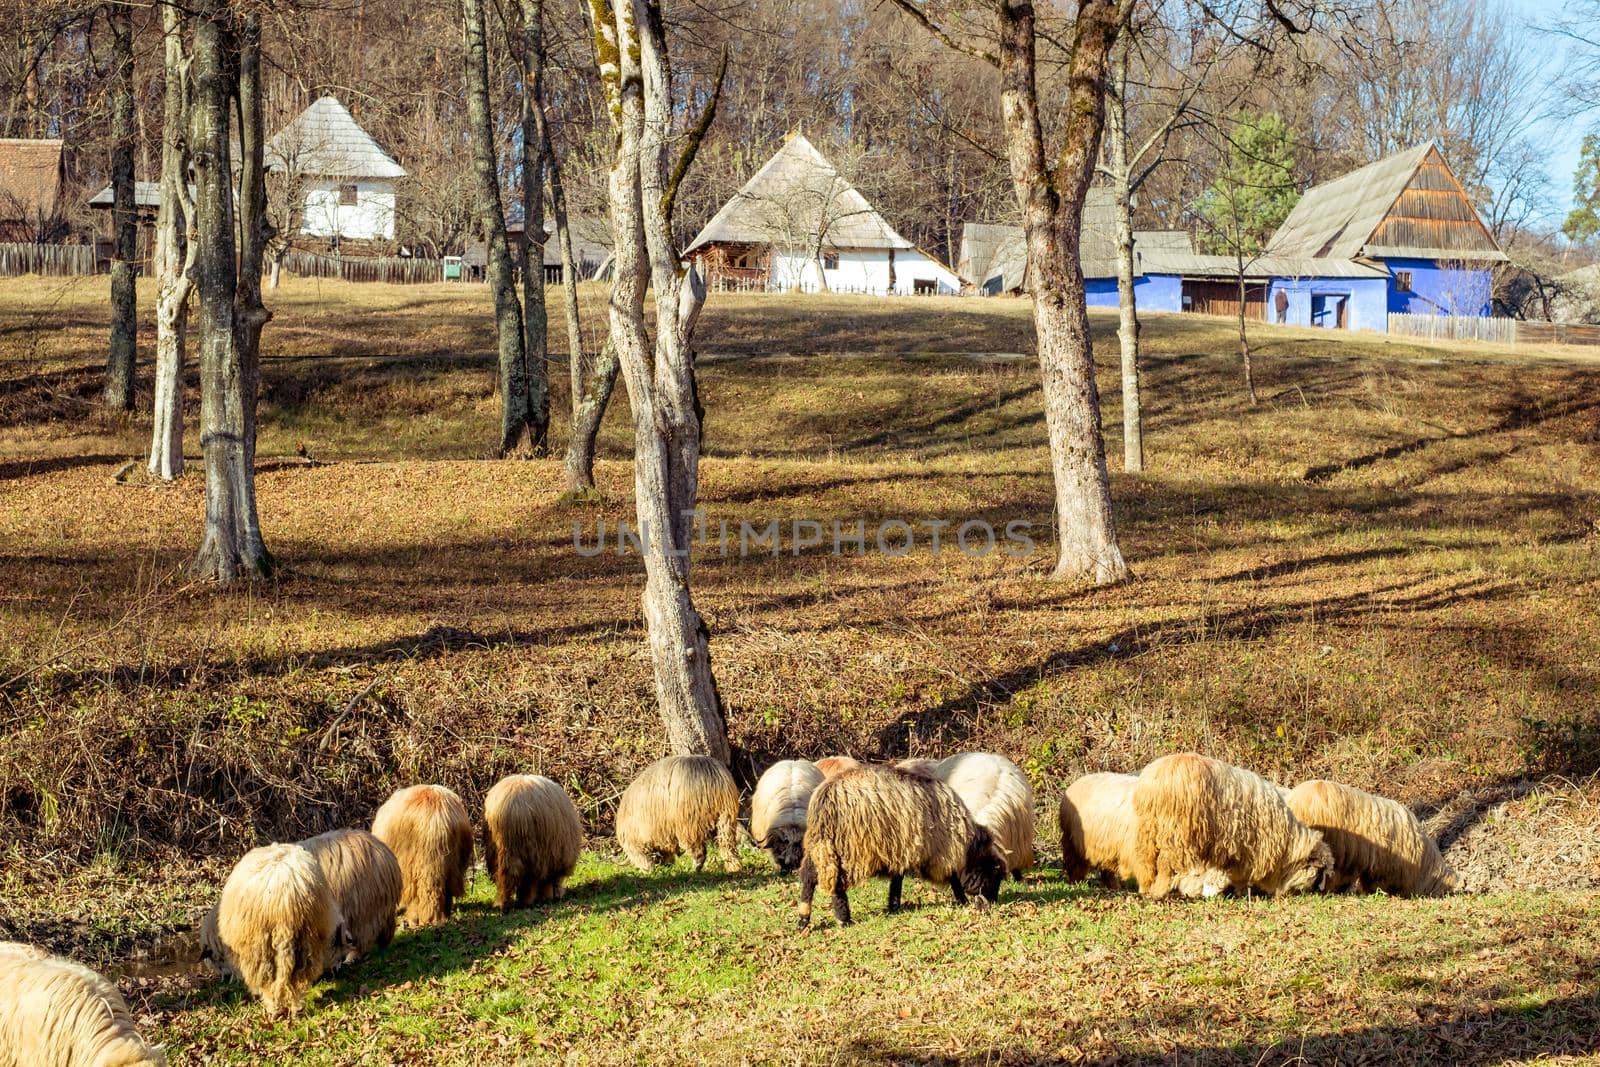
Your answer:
(265, 97), (406, 180)
(0, 138), (63, 220)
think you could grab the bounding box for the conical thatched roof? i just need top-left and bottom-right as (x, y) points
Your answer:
(265, 97), (406, 180)
(686, 135), (910, 252)
(1266, 143), (1503, 262)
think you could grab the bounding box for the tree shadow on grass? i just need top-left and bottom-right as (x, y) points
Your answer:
(841, 986), (1600, 1065)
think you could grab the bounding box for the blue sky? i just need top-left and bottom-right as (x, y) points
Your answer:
(1509, 0), (1590, 220)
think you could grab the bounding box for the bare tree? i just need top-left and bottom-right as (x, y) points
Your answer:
(149, 0), (194, 482)
(464, 0), (533, 457)
(516, 0), (551, 455)
(587, 0), (730, 761)
(105, 0), (136, 414)
(188, 0), (273, 581)
(886, 0), (1130, 584)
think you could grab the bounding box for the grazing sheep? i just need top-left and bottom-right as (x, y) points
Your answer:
(482, 774), (585, 910)
(750, 760), (825, 872)
(1059, 772), (1139, 887)
(0, 947), (167, 1066)
(370, 784), (474, 927)
(1132, 753), (1332, 900)
(814, 755), (863, 778)
(615, 755), (741, 872)
(797, 765), (1007, 928)
(1287, 779), (1456, 897)
(204, 843), (338, 1019)
(301, 829), (403, 965)
(934, 752), (1037, 879)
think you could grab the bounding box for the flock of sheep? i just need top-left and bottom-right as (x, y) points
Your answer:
(0, 749), (1454, 1066)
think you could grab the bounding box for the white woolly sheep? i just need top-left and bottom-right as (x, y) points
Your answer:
(370, 784), (474, 927)
(797, 764), (1007, 928)
(0, 946), (166, 1067)
(482, 774), (585, 910)
(1132, 753), (1333, 900)
(894, 758), (938, 777)
(750, 759), (825, 872)
(202, 842), (339, 1019)
(1287, 779), (1456, 897)
(934, 752), (1037, 878)
(615, 755), (741, 872)
(301, 828), (402, 966)
(814, 755), (863, 779)
(1059, 772), (1139, 887)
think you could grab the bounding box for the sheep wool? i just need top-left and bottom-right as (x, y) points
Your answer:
(301, 829), (403, 965)
(1059, 772), (1139, 886)
(482, 774), (585, 910)
(210, 843), (338, 1019)
(1287, 779), (1456, 897)
(813, 755), (863, 779)
(750, 759), (825, 872)
(370, 784), (474, 927)
(935, 752), (1037, 877)
(798, 765), (1007, 927)
(1132, 753), (1332, 900)
(0, 948), (166, 1067)
(615, 755), (741, 872)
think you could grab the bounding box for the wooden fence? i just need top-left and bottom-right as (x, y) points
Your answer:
(1511, 321), (1600, 346)
(0, 243), (97, 277)
(281, 250), (444, 285)
(1387, 312), (1518, 344)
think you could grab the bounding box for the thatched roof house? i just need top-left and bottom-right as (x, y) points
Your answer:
(265, 97), (406, 242)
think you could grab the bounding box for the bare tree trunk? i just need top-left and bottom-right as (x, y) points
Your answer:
(546, 122), (612, 496)
(518, 0), (550, 455)
(1107, 33), (1144, 473)
(996, 0), (1129, 584)
(464, 0), (531, 457)
(149, 0), (193, 482)
(1236, 250), (1256, 404)
(591, 0), (729, 763)
(105, 2), (136, 413)
(189, 0), (271, 581)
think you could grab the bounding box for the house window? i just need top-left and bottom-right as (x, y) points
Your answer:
(914, 278), (937, 295)
(339, 184), (359, 207)
(823, 252), (840, 270)
(1394, 270), (1413, 293)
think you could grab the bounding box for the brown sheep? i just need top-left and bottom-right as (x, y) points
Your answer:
(301, 829), (403, 965)
(615, 755), (740, 872)
(0, 946), (167, 1066)
(798, 765), (1007, 928)
(1059, 772), (1139, 887)
(482, 774), (585, 910)
(750, 759), (825, 872)
(814, 755), (863, 778)
(1287, 779), (1456, 897)
(370, 784), (474, 927)
(934, 752), (1037, 878)
(204, 843), (338, 1018)
(1132, 753), (1332, 900)
(894, 758), (938, 776)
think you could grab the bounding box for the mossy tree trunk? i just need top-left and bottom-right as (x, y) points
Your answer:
(105, 1), (137, 414)
(518, 0), (551, 455)
(150, 0), (194, 482)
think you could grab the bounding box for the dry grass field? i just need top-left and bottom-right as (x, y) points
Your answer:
(2, 274), (1599, 1063)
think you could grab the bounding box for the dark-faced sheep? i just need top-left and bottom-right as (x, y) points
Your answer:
(750, 759), (824, 872)
(1287, 779), (1456, 897)
(797, 765), (1007, 928)
(370, 784), (474, 927)
(0, 945), (167, 1067)
(1132, 753), (1332, 900)
(483, 774), (585, 910)
(615, 755), (741, 872)
(1059, 772), (1139, 887)
(934, 752), (1036, 879)
(301, 829), (402, 965)
(202, 842), (338, 1018)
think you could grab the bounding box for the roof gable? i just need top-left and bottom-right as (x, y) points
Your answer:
(265, 97), (406, 180)
(0, 138), (64, 220)
(687, 135), (911, 252)
(1266, 143), (1503, 262)
(957, 191), (1188, 291)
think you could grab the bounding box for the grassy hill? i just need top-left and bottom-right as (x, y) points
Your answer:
(1, 275), (1598, 1063)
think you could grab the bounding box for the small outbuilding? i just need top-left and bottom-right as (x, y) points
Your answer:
(265, 96), (406, 242)
(0, 137), (65, 241)
(686, 133), (961, 296)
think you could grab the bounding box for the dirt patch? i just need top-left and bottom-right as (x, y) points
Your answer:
(1436, 776), (1600, 892)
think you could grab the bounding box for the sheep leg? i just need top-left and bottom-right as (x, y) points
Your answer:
(691, 840), (708, 871)
(886, 875), (903, 914)
(516, 869), (537, 909)
(831, 880), (853, 927)
(797, 856), (817, 930)
(949, 877), (968, 907)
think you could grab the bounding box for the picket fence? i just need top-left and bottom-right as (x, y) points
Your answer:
(1386, 312), (1518, 344)
(281, 251), (444, 285)
(0, 243), (97, 277)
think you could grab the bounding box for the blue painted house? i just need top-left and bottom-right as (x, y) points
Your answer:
(1264, 142), (1505, 318)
